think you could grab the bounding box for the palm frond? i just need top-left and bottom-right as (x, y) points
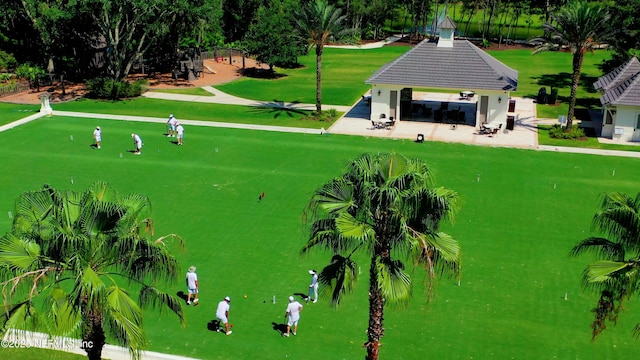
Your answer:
(43, 287), (82, 336)
(105, 285), (146, 358)
(139, 286), (185, 326)
(586, 261), (631, 283)
(570, 237), (625, 261)
(318, 255), (358, 307)
(0, 234), (41, 271)
(375, 258), (412, 306)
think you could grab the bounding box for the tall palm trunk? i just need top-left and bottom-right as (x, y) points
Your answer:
(315, 45), (323, 114)
(83, 306), (106, 360)
(567, 50), (585, 130)
(366, 257), (385, 360)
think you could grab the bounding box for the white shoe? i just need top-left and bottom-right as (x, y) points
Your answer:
(292, 332), (296, 336)
(226, 331), (232, 335)
(187, 301), (191, 305)
(283, 333), (289, 337)
(313, 300), (317, 303)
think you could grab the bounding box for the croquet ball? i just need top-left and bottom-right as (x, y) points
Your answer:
(244, 295), (248, 298)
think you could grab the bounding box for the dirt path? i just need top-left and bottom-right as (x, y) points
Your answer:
(0, 58), (269, 105)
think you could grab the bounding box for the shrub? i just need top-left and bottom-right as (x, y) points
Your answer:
(86, 78), (148, 99)
(15, 63), (45, 88)
(302, 108), (339, 122)
(0, 51), (17, 71)
(548, 124), (586, 139)
(549, 87), (559, 104)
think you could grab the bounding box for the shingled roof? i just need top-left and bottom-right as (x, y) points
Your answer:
(365, 39), (518, 91)
(594, 57), (640, 106)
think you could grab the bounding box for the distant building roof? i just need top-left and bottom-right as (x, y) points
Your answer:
(595, 57), (640, 106)
(365, 39), (518, 91)
(594, 57), (640, 91)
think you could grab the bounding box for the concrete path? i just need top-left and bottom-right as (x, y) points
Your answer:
(143, 86), (352, 113)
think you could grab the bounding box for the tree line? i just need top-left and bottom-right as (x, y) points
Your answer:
(0, 0), (605, 84)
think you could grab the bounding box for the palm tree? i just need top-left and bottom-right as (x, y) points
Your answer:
(0, 182), (184, 360)
(532, 0), (611, 131)
(302, 153), (461, 360)
(294, 0), (353, 114)
(571, 192), (640, 340)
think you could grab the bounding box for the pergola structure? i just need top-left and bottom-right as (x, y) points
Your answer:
(365, 17), (518, 128)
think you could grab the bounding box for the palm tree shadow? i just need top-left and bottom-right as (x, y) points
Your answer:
(271, 322), (287, 336)
(247, 100), (309, 119)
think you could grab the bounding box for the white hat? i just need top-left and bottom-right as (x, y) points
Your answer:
(96, 126), (100, 130)
(188, 266), (196, 272)
(170, 114), (174, 117)
(224, 296), (231, 302)
(309, 270), (316, 274)
(131, 133), (135, 138)
(289, 296), (294, 302)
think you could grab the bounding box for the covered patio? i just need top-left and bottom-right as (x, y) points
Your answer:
(329, 92), (539, 149)
(365, 16), (518, 131)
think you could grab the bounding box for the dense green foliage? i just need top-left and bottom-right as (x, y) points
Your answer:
(303, 153), (461, 359)
(571, 192), (640, 340)
(0, 182), (185, 360)
(86, 78), (148, 100)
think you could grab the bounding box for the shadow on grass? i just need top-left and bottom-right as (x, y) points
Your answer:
(207, 319), (222, 332)
(271, 322), (288, 336)
(176, 291), (188, 303)
(248, 100), (309, 119)
(530, 73), (599, 94)
(241, 67), (287, 80)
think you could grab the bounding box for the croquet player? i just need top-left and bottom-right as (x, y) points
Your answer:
(176, 123), (184, 145)
(131, 133), (142, 155)
(284, 296), (303, 337)
(216, 296), (232, 335)
(186, 266), (198, 305)
(167, 114), (178, 137)
(306, 270), (318, 303)
(93, 126), (101, 149)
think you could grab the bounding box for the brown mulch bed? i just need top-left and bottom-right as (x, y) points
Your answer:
(0, 57), (269, 105)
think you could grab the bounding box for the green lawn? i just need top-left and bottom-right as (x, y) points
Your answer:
(0, 116), (638, 359)
(0, 102), (40, 126)
(216, 46), (411, 106)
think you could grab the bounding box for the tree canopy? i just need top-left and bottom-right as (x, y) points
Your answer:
(0, 182), (184, 360)
(302, 152), (461, 360)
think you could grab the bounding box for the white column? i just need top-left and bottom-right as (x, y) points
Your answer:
(39, 93), (53, 115)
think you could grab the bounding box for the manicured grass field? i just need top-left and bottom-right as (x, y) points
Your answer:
(0, 102), (39, 126)
(0, 115), (638, 359)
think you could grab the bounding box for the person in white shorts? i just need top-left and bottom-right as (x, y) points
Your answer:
(167, 114), (178, 137)
(93, 126), (102, 149)
(176, 124), (184, 145)
(284, 296), (303, 337)
(185, 266), (198, 305)
(131, 133), (142, 155)
(216, 296), (232, 335)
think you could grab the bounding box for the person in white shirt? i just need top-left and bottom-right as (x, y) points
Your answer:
(176, 124), (184, 145)
(306, 270), (318, 303)
(93, 126), (101, 149)
(167, 114), (178, 137)
(216, 296), (232, 335)
(131, 133), (142, 155)
(185, 266), (198, 305)
(284, 296), (303, 337)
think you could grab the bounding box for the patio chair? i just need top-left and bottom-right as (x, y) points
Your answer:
(489, 123), (502, 136)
